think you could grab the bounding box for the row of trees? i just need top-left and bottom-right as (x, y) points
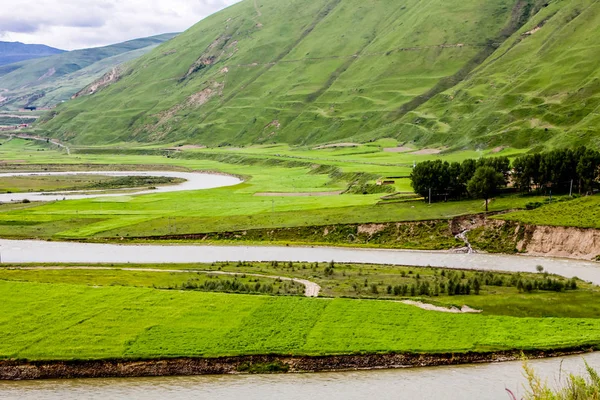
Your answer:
(410, 146), (600, 208)
(512, 147), (600, 194)
(410, 157), (510, 210)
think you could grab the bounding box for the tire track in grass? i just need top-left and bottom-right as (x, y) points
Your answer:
(5, 266), (321, 297)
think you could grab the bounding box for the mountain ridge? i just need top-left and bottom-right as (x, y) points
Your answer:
(0, 33), (178, 111)
(0, 41), (65, 67)
(38, 0), (600, 150)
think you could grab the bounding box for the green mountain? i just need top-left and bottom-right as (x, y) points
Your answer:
(39, 0), (600, 149)
(0, 41), (64, 67)
(0, 34), (178, 111)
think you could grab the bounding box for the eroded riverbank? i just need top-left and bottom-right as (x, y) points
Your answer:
(1, 348), (595, 381)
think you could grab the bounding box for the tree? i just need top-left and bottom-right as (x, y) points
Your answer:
(467, 166), (505, 212)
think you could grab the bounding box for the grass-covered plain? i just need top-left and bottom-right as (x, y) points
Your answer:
(1, 262), (598, 319)
(2, 279), (600, 361)
(0, 139), (552, 242)
(498, 196), (600, 230)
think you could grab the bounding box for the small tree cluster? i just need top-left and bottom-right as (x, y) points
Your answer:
(177, 278), (280, 294)
(410, 157), (509, 203)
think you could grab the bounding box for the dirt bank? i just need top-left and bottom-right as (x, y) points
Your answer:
(1, 348), (594, 380)
(131, 214), (600, 261)
(467, 218), (600, 261)
(517, 225), (600, 260)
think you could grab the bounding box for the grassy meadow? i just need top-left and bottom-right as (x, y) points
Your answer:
(1, 262), (598, 319)
(0, 138), (555, 242)
(498, 196), (600, 230)
(2, 279), (600, 361)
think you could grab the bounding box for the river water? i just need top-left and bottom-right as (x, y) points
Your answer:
(1, 352), (600, 399)
(2, 239), (600, 284)
(0, 171), (242, 202)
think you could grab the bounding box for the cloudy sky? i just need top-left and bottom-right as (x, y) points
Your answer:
(0, 0), (242, 50)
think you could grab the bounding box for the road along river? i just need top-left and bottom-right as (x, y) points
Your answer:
(0, 171), (242, 202)
(1, 352), (600, 400)
(2, 239), (600, 284)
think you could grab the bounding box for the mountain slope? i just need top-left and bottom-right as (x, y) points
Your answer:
(384, 0), (600, 150)
(0, 41), (64, 67)
(40, 0), (591, 149)
(0, 34), (177, 111)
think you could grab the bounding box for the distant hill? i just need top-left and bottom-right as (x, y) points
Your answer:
(0, 33), (178, 111)
(0, 41), (65, 67)
(39, 0), (600, 150)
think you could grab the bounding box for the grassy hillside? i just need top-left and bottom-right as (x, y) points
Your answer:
(0, 41), (64, 67)
(386, 0), (600, 149)
(39, 0), (554, 147)
(0, 34), (177, 111)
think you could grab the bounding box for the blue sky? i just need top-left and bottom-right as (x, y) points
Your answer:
(0, 0), (241, 50)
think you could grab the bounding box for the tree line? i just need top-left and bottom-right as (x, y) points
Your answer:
(410, 146), (600, 208)
(512, 147), (600, 195)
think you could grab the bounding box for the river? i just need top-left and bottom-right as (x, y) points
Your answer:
(1, 352), (599, 399)
(2, 239), (600, 284)
(0, 171), (242, 202)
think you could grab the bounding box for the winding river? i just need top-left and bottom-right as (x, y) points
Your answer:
(2, 170), (600, 397)
(0, 171), (242, 202)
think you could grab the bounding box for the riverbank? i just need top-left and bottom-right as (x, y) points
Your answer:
(121, 214), (600, 261)
(1, 348), (595, 380)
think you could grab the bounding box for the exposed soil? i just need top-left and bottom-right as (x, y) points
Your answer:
(1, 348), (593, 380)
(410, 148), (442, 155)
(73, 67), (121, 98)
(383, 146), (413, 153)
(38, 67), (56, 81)
(517, 225), (600, 260)
(400, 300), (481, 314)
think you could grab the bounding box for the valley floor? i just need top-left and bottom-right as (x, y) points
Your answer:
(1, 138), (600, 376)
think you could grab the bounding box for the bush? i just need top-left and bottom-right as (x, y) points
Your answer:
(526, 202), (543, 210)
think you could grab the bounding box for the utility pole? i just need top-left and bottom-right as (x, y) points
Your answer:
(429, 188), (432, 205)
(272, 199), (275, 213)
(570, 179), (574, 197)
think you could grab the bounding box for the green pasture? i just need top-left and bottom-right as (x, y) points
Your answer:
(1, 262), (597, 319)
(2, 280), (600, 361)
(0, 139), (559, 241)
(498, 196), (600, 230)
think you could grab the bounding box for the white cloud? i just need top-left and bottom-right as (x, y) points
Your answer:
(0, 0), (242, 50)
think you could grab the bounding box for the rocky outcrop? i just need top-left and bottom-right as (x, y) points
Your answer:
(72, 67), (121, 98)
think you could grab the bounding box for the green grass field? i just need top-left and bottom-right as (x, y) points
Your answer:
(1, 262), (596, 319)
(498, 196), (600, 229)
(0, 139), (554, 242)
(2, 279), (600, 361)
